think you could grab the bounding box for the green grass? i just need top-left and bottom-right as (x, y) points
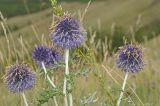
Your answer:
(0, 0), (51, 17)
(0, 0), (99, 17)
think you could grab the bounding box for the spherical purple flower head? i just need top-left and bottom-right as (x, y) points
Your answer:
(4, 64), (36, 93)
(32, 45), (52, 67)
(51, 16), (86, 49)
(116, 44), (144, 73)
(32, 45), (62, 68)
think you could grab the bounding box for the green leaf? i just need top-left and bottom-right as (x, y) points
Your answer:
(36, 87), (63, 106)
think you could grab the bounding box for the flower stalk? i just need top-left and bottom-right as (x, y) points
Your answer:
(22, 93), (28, 106)
(117, 72), (129, 106)
(63, 49), (73, 106)
(41, 62), (58, 106)
(42, 62), (56, 88)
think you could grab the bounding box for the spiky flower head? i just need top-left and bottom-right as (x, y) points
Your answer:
(116, 44), (144, 73)
(4, 64), (36, 93)
(32, 45), (62, 67)
(51, 16), (86, 49)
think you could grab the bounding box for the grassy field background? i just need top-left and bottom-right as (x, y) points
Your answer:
(0, 0), (160, 105)
(0, 0), (160, 49)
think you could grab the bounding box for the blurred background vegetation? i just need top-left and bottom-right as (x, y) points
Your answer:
(0, 0), (97, 17)
(0, 0), (160, 52)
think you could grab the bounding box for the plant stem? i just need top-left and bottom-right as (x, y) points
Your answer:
(66, 49), (73, 106)
(63, 76), (68, 106)
(41, 62), (58, 106)
(42, 62), (56, 88)
(22, 93), (28, 106)
(54, 96), (58, 106)
(69, 93), (73, 106)
(117, 72), (129, 106)
(63, 49), (69, 106)
(63, 49), (73, 106)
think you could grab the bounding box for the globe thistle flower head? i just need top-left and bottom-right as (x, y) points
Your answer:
(4, 64), (36, 93)
(116, 44), (144, 73)
(47, 48), (63, 67)
(51, 16), (86, 49)
(32, 45), (52, 67)
(32, 45), (62, 67)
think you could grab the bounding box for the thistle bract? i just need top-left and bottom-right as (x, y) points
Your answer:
(51, 16), (86, 49)
(4, 64), (36, 93)
(116, 44), (144, 73)
(32, 45), (62, 67)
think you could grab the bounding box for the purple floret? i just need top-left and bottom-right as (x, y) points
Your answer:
(32, 45), (62, 68)
(51, 16), (86, 49)
(4, 64), (36, 93)
(116, 44), (144, 73)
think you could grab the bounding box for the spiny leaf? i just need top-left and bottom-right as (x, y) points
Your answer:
(36, 87), (63, 106)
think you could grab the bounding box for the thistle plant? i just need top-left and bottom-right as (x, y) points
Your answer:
(116, 44), (144, 106)
(4, 64), (36, 106)
(32, 45), (62, 106)
(51, 15), (86, 106)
